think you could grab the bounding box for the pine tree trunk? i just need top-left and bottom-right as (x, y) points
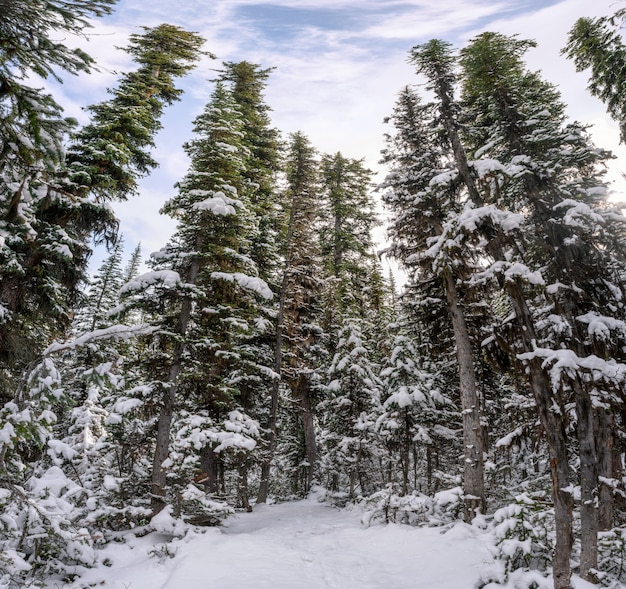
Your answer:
(508, 293), (574, 589)
(401, 411), (411, 495)
(429, 65), (488, 521)
(257, 194), (298, 504)
(151, 243), (201, 515)
(151, 347), (182, 514)
(443, 271), (486, 521)
(238, 462), (252, 511)
(296, 375), (317, 492)
(256, 376), (279, 504)
(596, 408), (615, 531)
(200, 445), (219, 494)
(574, 379), (599, 581)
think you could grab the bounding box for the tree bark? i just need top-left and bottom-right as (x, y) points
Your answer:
(508, 293), (574, 589)
(443, 271), (486, 520)
(574, 378), (598, 582)
(595, 407), (614, 531)
(151, 241), (201, 515)
(200, 445), (220, 494)
(256, 191), (298, 504)
(296, 375), (317, 492)
(151, 344), (183, 514)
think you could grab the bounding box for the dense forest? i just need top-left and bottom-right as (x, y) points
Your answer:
(2, 2), (626, 589)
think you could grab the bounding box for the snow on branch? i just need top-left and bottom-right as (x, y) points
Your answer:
(577, 312), (626, 341)
(120, 269), (182, 295)
(456, 202), (524, 234)
(211, 272), (273, 300)
(553, 199), (605, 230)
(518, 347), (626, 390)
(44, 324), (159, 354)
(192, 190), (243, 216)
(472, 260), (544, 287)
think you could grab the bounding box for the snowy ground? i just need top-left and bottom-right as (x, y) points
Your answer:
(52, 495), (600, 589)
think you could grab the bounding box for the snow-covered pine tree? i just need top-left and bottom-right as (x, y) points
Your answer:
(121, 80), (271, 515)
(459, 31), (626, 587)
(78, 236), (126, 333)
(380, 61), (486, 521)
(318, 152), (380, 342)
(214, 62), (285, 504)
(0, 22), (205, 405)
(313, 150), (392, 501)
(564, 9), (626, 142)
(256, 131), (325, 501)
(217, 61), (282, 284)
(0, 0), (117, 402)
(376, 327), (450, 496)
(319, 318), (382, 499)
(65, 24), (207, 201)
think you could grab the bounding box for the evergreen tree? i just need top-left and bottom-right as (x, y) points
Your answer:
(0, 23), (205, 402)
(319, 318), (382, 499)
(563, 9), (626, 142)
(65, 24), (208, 201)
(0, 0), (117, 401)
(381, 58), (487, 520)
(256, 132), (325, 501)
(79, 237), (126, 332)
(122, 80), (272, 514)
(459, 31), (626, 587)
(122, 243), (143, 285)
(318, 153), (380, 340)
(376, 328), (450, 495)
(217, 61), (282, 283)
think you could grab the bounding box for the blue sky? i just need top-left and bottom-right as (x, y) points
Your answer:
(52, 0), (626, 272)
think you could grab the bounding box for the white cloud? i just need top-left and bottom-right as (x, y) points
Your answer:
(361, 1), (514, 40)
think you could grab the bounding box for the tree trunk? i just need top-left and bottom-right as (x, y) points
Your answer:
(574, 379), (598, 582)
(509, 293), (574, 589)
(200, 445), (220, 494)
(151, 241), (201, 515)
(424, 48), (573, 585)
(596, 407), (615, 531)
(296, 375), (317, 492)
(443, 271), (486, 521)
(256, 365), (280, 504)
(256, 191), (298, 504)
(151, 351), (182, 514)
(238, 462), (252, 512)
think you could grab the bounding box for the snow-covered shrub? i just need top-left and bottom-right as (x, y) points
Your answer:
(56, 360), (154, 532)
(165, 409), (258, 521)
(479, 494), (553, 588)
(597, 528), (626, 587)
(0, 467), (96, 586)
(175, 484), (234, 527)
(360, 484), (464, 527)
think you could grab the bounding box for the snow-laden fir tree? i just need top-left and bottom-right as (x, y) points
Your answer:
(0, 0), (116, 401)
(0, 22), (205, 404)
(380, 70), (487, 522)
(75, 236), (126, 333)
(212, 62), (287, 505)
(121, 80), (272, 515)
(65, 24), (208, 201)
(458, 31), (626, 587)
(376, 327), (452, 496)
(217, 61), (282, 284)
(319, 318), (382, 499)
(318, 153), (380, 344)
(256, 132), (326, 500)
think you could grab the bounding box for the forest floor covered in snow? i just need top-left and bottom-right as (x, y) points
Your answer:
(42, 491), (604, 589)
